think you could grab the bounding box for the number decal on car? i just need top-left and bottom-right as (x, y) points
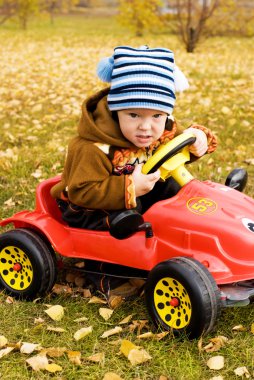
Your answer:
(187, 197), (217, 215)
(242, 218), (254, 233)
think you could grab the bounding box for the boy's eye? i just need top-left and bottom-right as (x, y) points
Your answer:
(129, 113), (139, 118)
(153, 114), (162, 119)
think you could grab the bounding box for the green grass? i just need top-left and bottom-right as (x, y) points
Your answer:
(1, 14), (254, 380)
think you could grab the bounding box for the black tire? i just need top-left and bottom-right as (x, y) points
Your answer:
(145, 257), (221, 339)
(0, 228), (57, 300)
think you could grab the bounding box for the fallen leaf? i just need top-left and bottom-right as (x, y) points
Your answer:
(128, 348), (152, 366)
(137, 332), (154, 339)
(74, 326), (93, 341)
(0, 336), (8, 348)
(83, 288), (92, 298)
(232, 324), (246, 331)
(108, 295), (123, 309)
(34, 318), (45, 324)
(103, 373), (124, 380)
(100, 326), (122, 339)
(88, 296), (107, 304)
(0, 347), (14, 359)
(74, 317), (88, 323)
(119, 314), (133, 325)
(207, 355), (225, 370)
(20, 342), (41, 354)
(155, 331), (169, 340)
(120, 340), (137, 357)
(234, 366), (250, 378)
(209, 376), (224, 380)
(99, 307), (113, 321)
(5, 296), (14, 304)
(52, 284), (72, 295)
(45, 347), (66, 358)
(86, 352), (105, 364)
(204, 336), (229, 352)
(45, 363), (63, 373)
(46, 326), (66, 333)
(251, 323), (254, 334)
(129, 320), (149, 335)
(67, 350), (82, 365)
(26, 354), (48, 371)
(45, 305), (64, 321)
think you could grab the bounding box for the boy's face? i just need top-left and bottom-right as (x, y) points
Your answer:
(117, 108), (167, 148)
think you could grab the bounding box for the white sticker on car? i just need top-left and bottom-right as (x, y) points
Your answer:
(242, 218), (254, 233)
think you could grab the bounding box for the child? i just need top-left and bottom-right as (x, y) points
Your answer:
(51, 45), (217, 231)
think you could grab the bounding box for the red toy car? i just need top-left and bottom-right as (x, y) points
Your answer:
(0, 133), (252, 339)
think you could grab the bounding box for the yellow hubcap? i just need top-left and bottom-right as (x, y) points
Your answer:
(0, 246), (33, 290)
(154, 277), (192, 329)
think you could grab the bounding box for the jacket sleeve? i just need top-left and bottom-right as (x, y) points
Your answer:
(62, 139), (133, 210)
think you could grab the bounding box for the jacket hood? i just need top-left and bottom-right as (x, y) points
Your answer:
(77, 87), (133, 148)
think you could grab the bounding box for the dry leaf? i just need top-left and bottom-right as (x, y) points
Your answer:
(155, 331), (169, 341)
(137, 332), (154, 339)
(74, 326), (93, 341)
(88, 296), (107, 304)
(209, 377), (224, 380)
(20, 342), (41, 354)
(45, 347), (66, 358)
(108, 295), (123, 309)
(103, 373), (124, 380)
(250, 323), (254, 334)
(0, 347), (14, 359)
(100, 326), (122, 339)
(119, 314), (133, 325)
(67, 350), (82, 365)
(74, 317), (88, 323)
(5, 296), (14, 304)
(46, 326), (66, 333)
(75, 261), (85, 268)
(234, 366), (250, 378)
(45, 305), (64, 321)
(99, 307), (114, 321)
(52, 284), (72, 295)
(207, 355), (225, 370)
(86, 352), (105, 364)
(83, 288), (92, 298)
(129, 320), (149, 335)
(45, 363), (63, 373)
(232, 324), (246, 331)
(26, 354), (48, 371)
(128, 348), (152, 366)
(0, 336), (8, 348)
(34, 318), (45, 324)
(120, 340), (137, 357)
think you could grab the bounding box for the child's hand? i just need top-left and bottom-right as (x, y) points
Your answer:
(183, 126), (208, 157)
(132, 164), (161, 197)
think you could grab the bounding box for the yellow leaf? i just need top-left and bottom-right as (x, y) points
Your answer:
(103, 373), (124, 380)
(119, 315), (133, 325)
(73, 326), (93, 341)
(88, 296), (107, 304)
(0, 347), (14, 359)
(100, 326), (122, 339)
(45, 305), (64, 321)
(74, 317), (88, 323)
(120, 339), (137, 357)
(234, 366), (250, 378)
(45, 363), (63, 373)
(108, 295), (124, 309)
(20, 342), (41, 354)
(250, 323), (254, 334)
(45, 347), (66, 358)
(137, 332), (154, 339)
(26, 354), (48, 371)
(232, 324), (246, 331)
(0, 336), (8, 348)
(207, 355), (225, 370)
(67, 350), (82, 365)
(86, 352), (105, 364)
(46, 326), (66, 333)
(99, 307), (113, 321)
(128, 348), (152, 366)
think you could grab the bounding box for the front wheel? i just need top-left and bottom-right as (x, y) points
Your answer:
(145, 257), (221, 339)
(0, 228), (57, 300)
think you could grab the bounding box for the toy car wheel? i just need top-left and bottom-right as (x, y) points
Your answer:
(145, 257), (221, 339)
(0, 228), (57, 300)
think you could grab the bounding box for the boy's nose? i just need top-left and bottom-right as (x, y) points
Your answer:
(139, 120), (151, 130)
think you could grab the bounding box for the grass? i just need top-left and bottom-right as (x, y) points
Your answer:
(0, 14), (254, 380)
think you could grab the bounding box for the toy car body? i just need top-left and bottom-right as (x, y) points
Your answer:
(0, 133), (253, 339)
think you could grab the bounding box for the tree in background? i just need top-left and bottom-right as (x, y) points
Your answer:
(117, 0), (163, 37)
(41, 0), (78, 24)
(175, 0), (220, 52)
(17, 0), (39, 29)
(0, 0), (16, 25)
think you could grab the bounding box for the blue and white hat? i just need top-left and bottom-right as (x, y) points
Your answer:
(97, 45), (189, 114)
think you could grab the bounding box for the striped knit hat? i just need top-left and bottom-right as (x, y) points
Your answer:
(97, 45), (189, 114)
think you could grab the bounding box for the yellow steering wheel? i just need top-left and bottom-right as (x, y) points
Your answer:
(142, 133), (196, 187)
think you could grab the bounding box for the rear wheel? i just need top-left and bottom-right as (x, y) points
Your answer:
(145, 257), (221, 339)
(0, 228), (57, 300)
